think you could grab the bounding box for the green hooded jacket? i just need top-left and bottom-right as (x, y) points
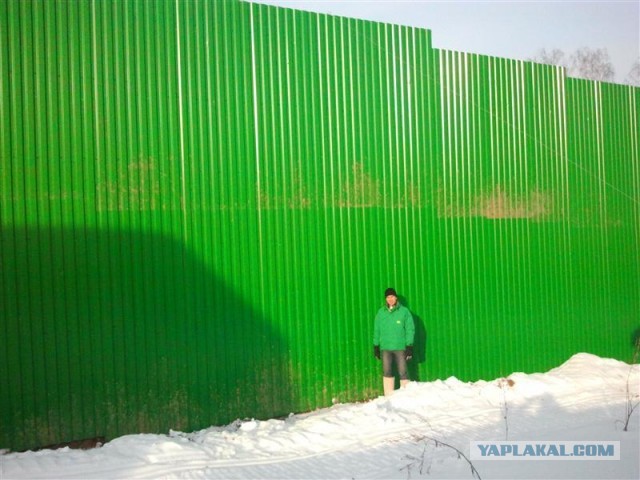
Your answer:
(373, 303), (415, 351)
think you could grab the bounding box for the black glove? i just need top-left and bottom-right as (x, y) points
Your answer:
(374, 345), (381, 360)
(405, 345), (413, 361)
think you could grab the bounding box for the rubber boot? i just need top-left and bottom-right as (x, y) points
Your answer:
(383, 376), (395, 396)
(400, 379), (410, 389)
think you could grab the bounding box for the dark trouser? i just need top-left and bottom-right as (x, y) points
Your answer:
(382, 350), (408, 380)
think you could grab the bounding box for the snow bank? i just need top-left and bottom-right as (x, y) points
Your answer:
(1, 353), (638, 479)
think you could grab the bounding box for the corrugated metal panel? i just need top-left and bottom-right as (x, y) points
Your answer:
(1, 0), (638, 451)
(434, 55), (640, 379)
(435, 51), (573, 379)
(249, 3), (438, 408)
(566, 80), (640, 352)
(0, 0), (282, 450)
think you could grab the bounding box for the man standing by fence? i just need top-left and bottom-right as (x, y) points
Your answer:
(373, 287), (415, 396)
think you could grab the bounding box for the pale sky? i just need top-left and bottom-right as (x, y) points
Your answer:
(248, 0), (640, 83)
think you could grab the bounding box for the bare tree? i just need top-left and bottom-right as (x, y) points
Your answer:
(570, 47), (614, 81)
(624, 59), (640, 86)
(531, 48), (569, 70)
(531, 47), (615, 82)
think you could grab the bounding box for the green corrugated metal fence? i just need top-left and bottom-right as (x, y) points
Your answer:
(1, 0), (638, 451)
(249, 4), (439, 408)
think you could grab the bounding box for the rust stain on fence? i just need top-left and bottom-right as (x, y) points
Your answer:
(437, 185), (558, 220)
(96, 158), (162, 212)
(337, 163), (382, 208)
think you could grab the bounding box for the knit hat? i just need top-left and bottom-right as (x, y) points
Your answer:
(384, 287), (398, 297)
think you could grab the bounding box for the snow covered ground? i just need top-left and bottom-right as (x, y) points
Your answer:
(1, 353), (638, 480)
